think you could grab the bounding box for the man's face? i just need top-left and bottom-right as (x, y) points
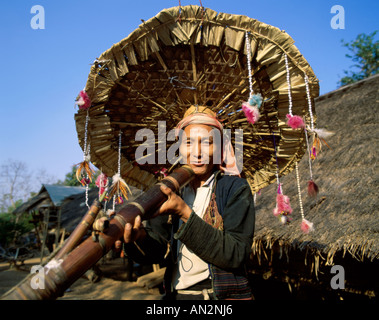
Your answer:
(179, 124), (221, 177)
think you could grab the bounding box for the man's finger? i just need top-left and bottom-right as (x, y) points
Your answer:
(160, 184), (173, 196)
(114, 240), (122, 251)
(133, 215), (141, 229)
(124, 222), (133, 243)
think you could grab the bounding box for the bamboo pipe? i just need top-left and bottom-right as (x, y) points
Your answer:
(54, 200), (102, 260)
(1, 166), (194, 300)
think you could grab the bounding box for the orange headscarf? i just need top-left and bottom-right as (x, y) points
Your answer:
(175, 106), (241, 176)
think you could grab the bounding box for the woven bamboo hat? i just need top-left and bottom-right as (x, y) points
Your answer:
(75, 5), (319, 192)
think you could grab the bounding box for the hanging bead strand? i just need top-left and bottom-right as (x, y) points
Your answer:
(113, 130), (122, 210)
(75, 90), (93, 208)
(241, 31), (261, 125)
(272, 135), (292, 225)
(304, 73), (315, 131)
(75, 109), (94, 208)
(284, 54), (305, 129)
(246, 31), (253, 100)
(118, 130), (122, 177)
(295, 162), (304, 220)
(84, 111), (91, 208)
(295, 162), (314, 233)
(304, 73), (319, 197)
(284, 54), (293, 116)
(107, 130), (132, 211)
(304, 126), (313, 182)
(83, 110), (90, 161)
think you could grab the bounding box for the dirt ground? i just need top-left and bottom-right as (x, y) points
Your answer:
(0, 256), (163, 300)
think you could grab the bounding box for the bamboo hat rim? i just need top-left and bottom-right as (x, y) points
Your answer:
(75, 5), (319, 192)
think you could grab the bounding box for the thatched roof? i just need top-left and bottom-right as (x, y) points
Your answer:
(252, 74), (379, 266)
(13, 185), (85, 215)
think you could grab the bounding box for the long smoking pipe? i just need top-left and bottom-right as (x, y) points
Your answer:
(1, 166), (194, 300)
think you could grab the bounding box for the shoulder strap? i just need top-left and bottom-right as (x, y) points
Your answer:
(203, 172), (224, 230)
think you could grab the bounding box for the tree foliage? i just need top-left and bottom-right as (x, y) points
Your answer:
(0, 211), (34, 247)
(339, 31), (379, 87)
(0, 160), (100, 247)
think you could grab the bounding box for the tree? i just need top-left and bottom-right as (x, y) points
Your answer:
(0, 159), (59, 213)
(0, 159), (32, 212)
(0, 211), (34, 247)
(338, 31), (379, 87)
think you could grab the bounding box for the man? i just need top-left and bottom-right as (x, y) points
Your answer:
(123, 106), (255, 300)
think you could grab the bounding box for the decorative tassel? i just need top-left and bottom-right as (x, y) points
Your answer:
(95, 173), (108, 196)
(244, 32), (262, 125)
(115, 195), (124, 205)
(75, 90), (91, 110)
(155, 167), (168, 180)
(107, 173), (132, 203)
(286, 114), (305, 129)
(242, 102), (260, 124)
(301, 219), (314, 234)
(313, 128), (334, 139)
(75, 159), (95, 185)
(249, 94), (263, 108)
(310, 146), (317, 160)
(307, 180), (319, 197)
(242, 95), (262, 125)
(311, 129), (333, 160)
(273, 193), (293, 224)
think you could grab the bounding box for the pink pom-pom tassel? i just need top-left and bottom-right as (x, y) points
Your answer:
(76, 90), (91, 110)
(242, 102), (260, 124)
(96, 173), (108, 195)
(286, 114), (305, 129)
(273, 193), (293, 223)
(301, 219), (314, 234)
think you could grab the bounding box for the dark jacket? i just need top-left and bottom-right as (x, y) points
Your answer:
(124, 171), (255, 299)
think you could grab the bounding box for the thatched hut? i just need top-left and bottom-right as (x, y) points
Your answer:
(59, 185), (143, 234)
(249, 74), (379, 300)
(13, 185), (86, 255)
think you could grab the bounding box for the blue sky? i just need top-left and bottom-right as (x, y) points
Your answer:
(0, 0), (377, 188)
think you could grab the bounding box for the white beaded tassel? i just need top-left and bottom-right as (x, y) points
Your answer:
(304, 72), (319, 198)
(242, 31), (262, 125)
(296, 162), (314, 233)
(117, 130), (122, 177)
(295, 162), (304, 220)
(272, 135), (282, 194)
(304, 126), (314, 181)
(304, 73), (315, 131)
(113, 130), (123, 211)
(245, 31), (253, 100)
(84, 110), (90, 208)
(304, 73), (315, 175)
(284, 54), (293, 116)
(85, 145), (90, 209)
(83, 110), (90, 161)
(284, 54), (306, 129)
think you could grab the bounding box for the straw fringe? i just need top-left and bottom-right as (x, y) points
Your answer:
(76, 5), (319, 193)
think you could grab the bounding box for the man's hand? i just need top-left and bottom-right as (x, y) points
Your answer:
(158, 184), (192, 223)
(123, 215), (146, 243)
(123, 184), (192, 245)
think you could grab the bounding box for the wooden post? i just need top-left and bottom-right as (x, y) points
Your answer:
(40, 209), (49, 263)
(55, 207), (62, 250)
